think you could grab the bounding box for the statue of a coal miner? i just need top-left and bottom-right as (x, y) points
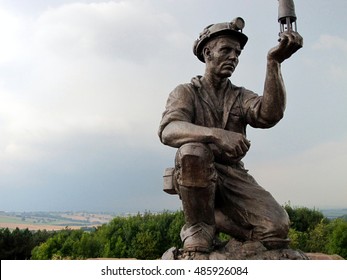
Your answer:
(158, 15), (303, 254)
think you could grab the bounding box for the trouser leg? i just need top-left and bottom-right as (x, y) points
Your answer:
(175, 143), (217, 252)
(214, 163), (290, 249)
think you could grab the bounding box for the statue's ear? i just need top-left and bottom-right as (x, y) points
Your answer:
(203, 47), (211, 61)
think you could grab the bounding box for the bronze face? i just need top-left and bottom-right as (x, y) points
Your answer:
(204, 36), (241, 78)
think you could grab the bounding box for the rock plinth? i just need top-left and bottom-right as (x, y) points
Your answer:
(305, 253), (344, 260)
(162, 239), (309, 260)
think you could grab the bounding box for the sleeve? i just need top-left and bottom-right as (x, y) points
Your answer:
(158, 84), (195, 141)
(242, 88), (280, 129)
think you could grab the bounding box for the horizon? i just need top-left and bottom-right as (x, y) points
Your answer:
(1, 206), (347, 214)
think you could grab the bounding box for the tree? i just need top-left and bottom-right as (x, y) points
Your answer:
(31, 229), (83, 260)
(75, 232), (103, 258)
(167, 210), (184, 248)
(0, 228), (13, 259)
(284, 203), (327, 232)
(326, 219), (347, 259)
(0, 228), (35, 259)
(305, 220), (329, 253)
(287, 228), (308, 251)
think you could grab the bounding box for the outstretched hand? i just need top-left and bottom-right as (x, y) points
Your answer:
(268, 31), (303, 64)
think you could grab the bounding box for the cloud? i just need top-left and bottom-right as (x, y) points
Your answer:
(250, 137), (347, 209)
(0, 1), (189, 212)
(33, 1), (185, 62)
(313, 34), (347, 53)
(0, 8), (22, 63)
(312, 34), (347, 79)
(0, 1), (191, 165)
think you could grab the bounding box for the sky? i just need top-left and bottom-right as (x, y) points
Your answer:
(0, 0), (346, 213)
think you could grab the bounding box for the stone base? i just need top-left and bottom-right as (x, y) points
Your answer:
(162, 239), (309, 260)
(304, 253), (344, 260)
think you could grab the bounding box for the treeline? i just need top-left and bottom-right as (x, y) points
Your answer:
(1, 211), (183, 260)
(31, 211), (184, 260)
(0, 228), (54, 259)
(1, 207), (346, 260)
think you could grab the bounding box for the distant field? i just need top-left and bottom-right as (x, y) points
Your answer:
(0, 216), (28, 224)
(0, 212), (115, 231)
(2, 209), (345, 231)
(0, 222), (81, 231)
(321, 209), (347, 219)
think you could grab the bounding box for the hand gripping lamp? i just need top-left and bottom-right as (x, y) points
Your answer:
(278, 0), (297, 33)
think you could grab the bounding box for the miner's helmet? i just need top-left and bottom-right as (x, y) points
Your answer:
(193, 17), (248, 62)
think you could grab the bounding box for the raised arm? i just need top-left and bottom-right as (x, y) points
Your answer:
(260, 31), (303, 123)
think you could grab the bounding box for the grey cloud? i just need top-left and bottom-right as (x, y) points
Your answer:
(33, 1), (187, 63)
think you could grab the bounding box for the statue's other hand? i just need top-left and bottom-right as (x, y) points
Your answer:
(268, 31), (303, 63)
(214, 130), (250, 161)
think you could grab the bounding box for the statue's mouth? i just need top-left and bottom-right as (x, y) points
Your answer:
(223, 64), (235, 71)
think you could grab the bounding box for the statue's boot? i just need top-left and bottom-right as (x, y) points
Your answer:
(179, 184), (216, 253)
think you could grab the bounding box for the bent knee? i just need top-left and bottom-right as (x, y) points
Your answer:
(253, 211), (290, 240)
(175, 143), (216, 187)
(266, 217), (290, 239)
